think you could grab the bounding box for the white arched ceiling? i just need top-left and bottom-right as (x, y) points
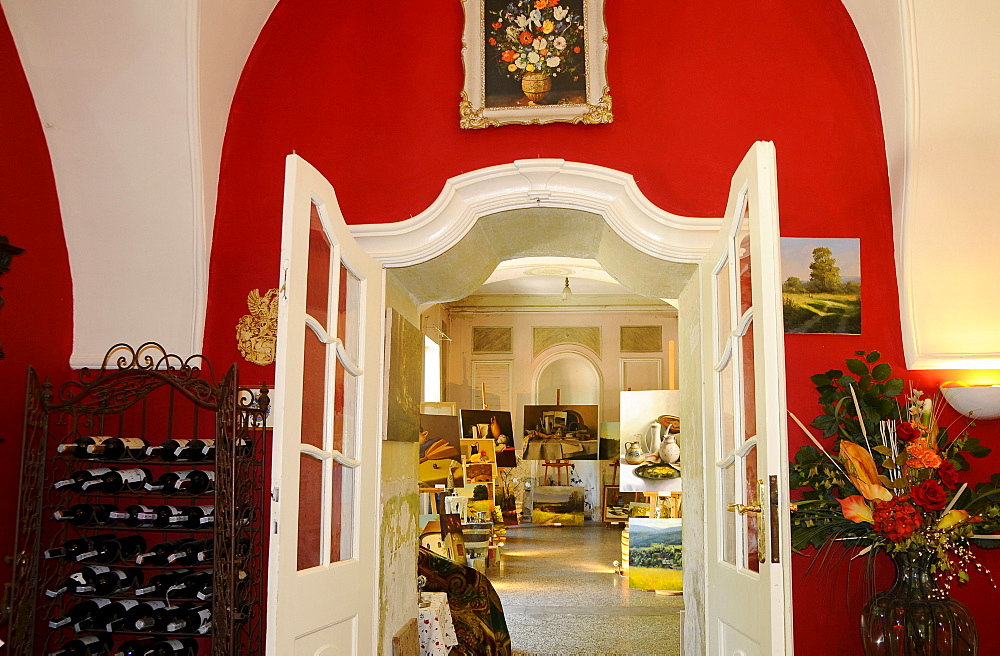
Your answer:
(1, 0), (277, 367)
(842, 1), (1000, 369)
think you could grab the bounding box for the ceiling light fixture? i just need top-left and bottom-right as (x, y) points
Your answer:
(561, 277), (572, 302)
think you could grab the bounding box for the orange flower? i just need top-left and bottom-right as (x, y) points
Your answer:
(839, 440), (893, 501)
(906, 443), (943, 469)
(542, 19), (555, 34)
(489, 37), (497, 46)
(535, 0), (550, 8)
(573, 46), (582, 53)
(838, 495), (874, 523)
(519, 31), (533, 45)
(501, 50), (517, 63)
(492, 21), (503, 29)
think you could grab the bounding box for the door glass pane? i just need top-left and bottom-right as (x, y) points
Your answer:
(333, 358), (360, 458)
(301, 325), (327, 450)
(332, 465), (355, 562)
(743, 444), (760, 573)
(334, 262), (363, 459)
(740, 321), (757, 444)
(338, 262), (362, 367)
(307, 204), (332, 328)
(717, 353), (736, 458)
(297, 452), (324, 571)
(714, 258), (731, 357)
(721, 461), (736, 566)
(736, 202), (752, 316)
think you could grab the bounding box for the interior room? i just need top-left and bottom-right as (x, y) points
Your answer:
(2, 2), (1000, 656)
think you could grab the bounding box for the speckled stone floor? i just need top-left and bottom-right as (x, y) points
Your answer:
(491, 522), (683, 656)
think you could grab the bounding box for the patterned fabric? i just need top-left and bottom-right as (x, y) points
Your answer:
(417, 547), (512, 656)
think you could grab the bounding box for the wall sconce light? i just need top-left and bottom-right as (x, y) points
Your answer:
(940, 382), (1000, 420)
(560, 277), (572, 302)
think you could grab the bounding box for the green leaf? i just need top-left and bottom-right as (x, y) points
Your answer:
(871, 362), (892, 381)
(882, 457), (897, 469)
(886, 478), (909, 489)
(878, 474), (892, 485)
(953, 452), (970, 471)
(839, 375), (856, 388)
(896, 451), (909, 467)
(810, 374), (833, 386)
(968, 445), (992, 459)
(846, 359), (869, 376)
(812, 414), (837, 430)
(872, 445), (893, 456)
(884, 378), (905, 397)
(865, 351), (881, 363)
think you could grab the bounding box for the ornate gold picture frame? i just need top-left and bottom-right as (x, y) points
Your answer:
(460, 0), (612, 128)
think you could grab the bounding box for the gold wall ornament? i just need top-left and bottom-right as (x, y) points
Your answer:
(236, 287), (279, 366)
(578, 87), (614, 125)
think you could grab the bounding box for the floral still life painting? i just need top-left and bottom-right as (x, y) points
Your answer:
(789, 350), (1000, 655)
(460, 0), (611, 128)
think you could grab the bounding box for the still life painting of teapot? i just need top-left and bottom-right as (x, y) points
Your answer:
(636, 414), (681, 464)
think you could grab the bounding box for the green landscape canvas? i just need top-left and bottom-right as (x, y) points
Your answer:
(780, 237), (861, 334)
(628, 518), (683, 591)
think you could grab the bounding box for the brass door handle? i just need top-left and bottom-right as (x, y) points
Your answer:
(726, 503), (762, 515)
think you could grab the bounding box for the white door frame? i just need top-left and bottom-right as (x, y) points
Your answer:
(350, 159), (735, 653)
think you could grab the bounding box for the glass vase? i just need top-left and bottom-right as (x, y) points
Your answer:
(860, 550), (978, 655)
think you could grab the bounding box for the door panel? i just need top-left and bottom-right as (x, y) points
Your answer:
(268, 155), (384, 655)
(702, 142), (792, 654)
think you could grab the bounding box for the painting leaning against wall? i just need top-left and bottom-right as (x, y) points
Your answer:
(780, 237), (861, 334)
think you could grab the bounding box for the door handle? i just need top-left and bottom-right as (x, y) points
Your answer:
(726, 503), (762, 515)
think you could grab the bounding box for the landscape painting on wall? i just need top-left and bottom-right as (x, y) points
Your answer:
(628, 518), (683, 591)
(780, 237), (861, 334)
(531, 485), (585, 526)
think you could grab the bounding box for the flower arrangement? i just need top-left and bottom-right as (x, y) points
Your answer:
(487, 0), (585, 82)
(789, 350), (1000, 593)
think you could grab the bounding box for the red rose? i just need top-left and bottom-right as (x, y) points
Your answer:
(938, 460), (960, 489)
(872, 495), (923, 543)
(489, 37), (497, 46)
(519, 31), (533, 45)
(492, 21), (503, 29)
(896, 421), (921, 442)
(911, 479), (947, 510)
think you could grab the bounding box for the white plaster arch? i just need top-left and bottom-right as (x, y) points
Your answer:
(350, 160), (722, 267)
(530, 347), (605, 408)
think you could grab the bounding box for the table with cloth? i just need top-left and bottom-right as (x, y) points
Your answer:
(418, 591), (459, 656)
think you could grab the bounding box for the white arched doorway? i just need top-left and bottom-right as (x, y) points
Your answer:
(350, 158), (721, 652)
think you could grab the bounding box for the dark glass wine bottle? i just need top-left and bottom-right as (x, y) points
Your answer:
(164, 604), (211, 633)
(89, 567), (143, 595)
(45, 566), (113, 597)
(81, 467), (153, 493)
(44, 534), (115, 560)
(149, 438), (212, 462)
(56, 436), (113, 459)
(143, 638), (199, 656)
(111, 637), (159, 656)
(47, 598), (112, 630)
(149, 469), (214, 495)
(72, 535), (146, 564)
(86, 437), (149, 460)
(168, 505), (214, 529)
(125, 600), (173, 632)
(52, 504), (117, 527)
(135, 538), (196, 566)
(108, 504), (157, 528)
(53, 468), (115, 492)
(93, 598), (141, 632)
(166, 538), (213, 566)
(133, 569), (192, 597)
(196, 536), (250, 563)
(47, 633), (113, 656)
(164, 570), (212, 599)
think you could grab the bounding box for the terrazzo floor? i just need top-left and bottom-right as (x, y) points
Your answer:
(490, 522), (683, 656)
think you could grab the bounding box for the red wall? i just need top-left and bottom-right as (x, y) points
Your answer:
(0, 5), (74, 638)
(201, 1), (999, 654)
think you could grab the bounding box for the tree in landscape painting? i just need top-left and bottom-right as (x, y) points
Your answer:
(781, 238), (861, 335)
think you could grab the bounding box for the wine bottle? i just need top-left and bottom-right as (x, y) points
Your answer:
(56, 436), (113, 459)
(53, 468), (115, 492)
(133, 569), (192, 597)
(165, 570), (212, 599)
(93, 599), (141, 632)
(193, 569), (248, 601)
(73, 535), (146, 564)
(149, 438), (213, 462)
(168, 505), (214, 529)
(86, 437), (149, 460)
(81, 467), (154, 493)
(125, 600), (173, 632)
(164, 604), (211, 633)
(108, 504), (157, 528)
(53, 504), (117, 527)
(135, 538), (195, 566)
(88, 567), (143, 595)
(196, 536), (250, 563)
(111, 637), (159, 656)
(47, 598), (112, 630)
(166, 538), (213, 565)
(45, 566), (113, 597)
(143, 638), (199, 656)
(148, 469), (214, 495)
(44, 534), (115, 560)
(48, 633), (113, 656)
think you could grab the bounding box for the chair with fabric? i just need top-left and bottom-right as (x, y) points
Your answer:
(417, 546), (512, 656)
